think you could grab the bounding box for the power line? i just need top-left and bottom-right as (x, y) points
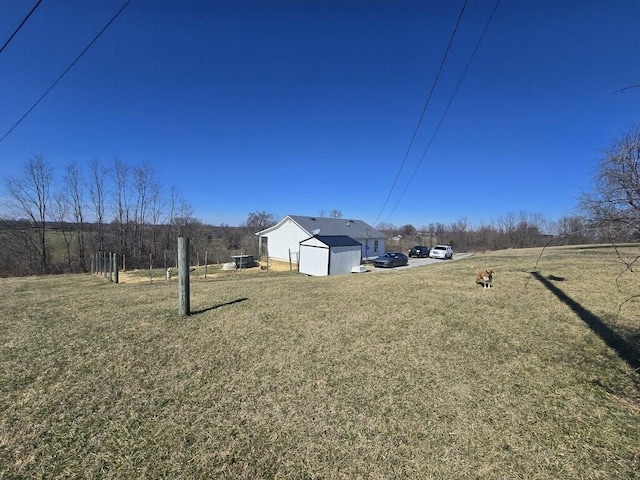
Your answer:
(611, 84), (640, 95)
(372, 0), (468, 227)
(0, 0), (43, 55)
(386, 0), (501, 221)
(0, 0), (132, 144)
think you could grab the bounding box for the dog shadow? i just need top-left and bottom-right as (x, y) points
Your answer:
(191, 297), (248, 315)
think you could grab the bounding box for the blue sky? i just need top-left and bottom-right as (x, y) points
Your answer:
(1, 0), (638, 228)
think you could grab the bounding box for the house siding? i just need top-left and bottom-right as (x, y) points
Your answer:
(263, 218), (308, 262)
(354, 237), (385, 260)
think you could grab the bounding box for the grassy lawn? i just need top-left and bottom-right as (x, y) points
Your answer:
(1, 245), (639, 478)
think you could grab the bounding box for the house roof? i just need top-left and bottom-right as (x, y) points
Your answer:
(301, 235), (362, 248)
(255, 214), (385, 239)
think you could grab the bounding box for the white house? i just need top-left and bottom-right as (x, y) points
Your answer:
(255, 215), (386, 263)
(299, 235), (362, 276)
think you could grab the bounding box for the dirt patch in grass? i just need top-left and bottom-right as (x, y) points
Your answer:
(118, 259), (297, 284)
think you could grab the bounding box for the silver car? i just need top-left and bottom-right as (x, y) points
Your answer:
(429, 245), (453, 260)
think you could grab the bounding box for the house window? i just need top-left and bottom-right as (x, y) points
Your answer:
(374, 240), (379, 253)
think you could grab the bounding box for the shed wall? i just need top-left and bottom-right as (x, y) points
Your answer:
(328, 246), (362, 275)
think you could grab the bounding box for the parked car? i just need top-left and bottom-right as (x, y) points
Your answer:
(374, 252), (409, 268)
(408, 245), (430, 258)
(429, 245), (453, 260)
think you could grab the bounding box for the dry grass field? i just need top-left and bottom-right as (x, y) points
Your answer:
(1, 245), (639, 478)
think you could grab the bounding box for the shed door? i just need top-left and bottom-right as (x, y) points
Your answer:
(300, 245), (329, 276)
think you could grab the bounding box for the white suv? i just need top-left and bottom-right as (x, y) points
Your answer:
(429, 245), (453, 260)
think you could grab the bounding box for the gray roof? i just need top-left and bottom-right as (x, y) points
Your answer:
(303, 235), (362, 248)
(289, 215), (385, 239)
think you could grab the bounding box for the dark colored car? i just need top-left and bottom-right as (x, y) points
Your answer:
(408, 245), (430, 258)
(374, 252), (409, 268)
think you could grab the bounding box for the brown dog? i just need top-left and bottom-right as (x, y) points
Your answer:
(475, 267), (494, 288)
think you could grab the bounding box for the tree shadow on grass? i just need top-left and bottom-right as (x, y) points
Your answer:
(191, 298), (248, 315)
(531, 271), (639, 372)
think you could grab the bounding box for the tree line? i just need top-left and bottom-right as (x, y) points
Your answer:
(0, 157), (264, 277)
(374, 212), (597, 255)
(1, 125), (638, 277)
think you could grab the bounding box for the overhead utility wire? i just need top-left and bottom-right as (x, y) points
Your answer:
(0, 0), (43, 55)
(0, 0), (132, 144)
(611, 84), (640, 95)
(386, 0), (501, 220)
(372, 0), (468, 226)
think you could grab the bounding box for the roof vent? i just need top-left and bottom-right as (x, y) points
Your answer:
(310, 217), (316, 221)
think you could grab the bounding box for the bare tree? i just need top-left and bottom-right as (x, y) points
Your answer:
(399, 224), (418, 237)
(5, 157), (53, 273)
(52, 192), (74, 272)
(132, 163), (156, 263)
(166, 187), (194, 242)
(64, 164), (87, 271)
(109, 158), (132, 259)
(578, 126), (640, 317)
(165, 186), (179, 250)
(0, 218), (31, 276)
(148, 182), (166, 260)
(555, 215), (594, 245)
(329, 209), (343, 219)
(88, 159), (107, 252)
(580, 125), (640, 240)
(245, 211), (277, 231)
(375, 222), (396, 235)
(447, 218), (469, 250)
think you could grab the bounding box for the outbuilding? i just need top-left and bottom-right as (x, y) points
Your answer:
(298, 235), (362, 276)
(255, 214), (385, 263)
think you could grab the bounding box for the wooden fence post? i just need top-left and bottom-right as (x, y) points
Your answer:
(113, 253), (119, 284)
(107, 252), (112, 281)
(178, 237), (190, 316)
(204, 250), (208, 279)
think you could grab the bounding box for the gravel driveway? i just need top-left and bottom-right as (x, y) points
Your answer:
(368, 253), (473, 271)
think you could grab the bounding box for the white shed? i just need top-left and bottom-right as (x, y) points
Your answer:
(299, 235), (362, 276)
(256, 215), (386, 263)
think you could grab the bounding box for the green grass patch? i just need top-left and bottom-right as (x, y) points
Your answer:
(1, 246), (639, 478)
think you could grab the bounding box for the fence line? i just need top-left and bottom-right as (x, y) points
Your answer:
(91, 251), (119, 284)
